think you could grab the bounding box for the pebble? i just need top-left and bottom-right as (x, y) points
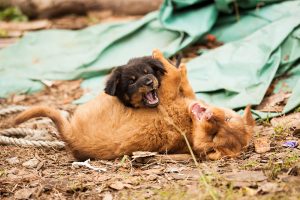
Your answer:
(22, 158), (39, 169)
(6, 157), (20, 165)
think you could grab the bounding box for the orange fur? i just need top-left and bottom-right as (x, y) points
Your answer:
(14, 49), (255, 161)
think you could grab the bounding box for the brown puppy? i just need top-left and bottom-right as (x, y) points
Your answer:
(105, 56), (166, 108)
(14, 50), (254, 161)
(14, 50), (192, 160)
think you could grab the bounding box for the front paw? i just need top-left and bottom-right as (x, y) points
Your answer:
(207, 150), (222, 160)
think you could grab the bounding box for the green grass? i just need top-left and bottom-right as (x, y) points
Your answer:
(266, 152), (299, 179)
(0, 7), (28, 22)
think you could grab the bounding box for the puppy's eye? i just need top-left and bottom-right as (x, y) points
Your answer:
(225, 117), (231, 122)
(128, 79), (135, 85)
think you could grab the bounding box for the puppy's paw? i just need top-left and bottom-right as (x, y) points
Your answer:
(207, 150), (222, 160)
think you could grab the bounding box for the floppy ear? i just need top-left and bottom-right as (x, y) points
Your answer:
(104, 68), (121, 96)
(148, 59), (166, 76)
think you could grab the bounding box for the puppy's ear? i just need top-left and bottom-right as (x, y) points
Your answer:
(243, 105), (255, 127)
(148, 59), (166, 76)
(104, 68), (121, 96)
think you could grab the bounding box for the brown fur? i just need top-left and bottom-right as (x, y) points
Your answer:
(14, 49), (255, 161)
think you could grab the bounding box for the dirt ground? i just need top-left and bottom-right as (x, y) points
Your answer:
(1, 12), (300, 200)
(0, 68), (300, 200)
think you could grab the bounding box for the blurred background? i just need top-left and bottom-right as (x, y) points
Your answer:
(0, 0), (162, 48)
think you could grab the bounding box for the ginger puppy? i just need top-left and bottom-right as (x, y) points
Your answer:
(14, 50), (193, 160)
(188, 102), (254, 160)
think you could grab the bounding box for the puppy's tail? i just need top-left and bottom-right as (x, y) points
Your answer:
(14, 106), (72, 141)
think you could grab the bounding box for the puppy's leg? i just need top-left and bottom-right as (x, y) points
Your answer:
(191, 123), (214, 158)
(207, 151), (222, 160)
(179, 64), (196, 99)
(152, 49), (181, 101)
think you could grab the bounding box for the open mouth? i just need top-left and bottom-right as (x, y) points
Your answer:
(190, 103), (212, 121)
(143, 89), (159, 107)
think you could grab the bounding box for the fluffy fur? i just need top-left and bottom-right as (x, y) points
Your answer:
(14, 50), (255, 161)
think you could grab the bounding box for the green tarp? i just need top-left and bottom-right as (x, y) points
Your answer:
(0, 0), (300, 118)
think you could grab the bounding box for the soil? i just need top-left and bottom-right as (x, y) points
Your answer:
(1, 13), (300, 200)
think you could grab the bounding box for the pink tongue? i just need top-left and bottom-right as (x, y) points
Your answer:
(146, 92), (155, 102)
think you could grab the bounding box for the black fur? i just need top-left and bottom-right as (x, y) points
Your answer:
(104, 56), (166, 108)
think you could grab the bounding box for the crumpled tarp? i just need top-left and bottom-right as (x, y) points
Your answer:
(0, 0), (300, 118)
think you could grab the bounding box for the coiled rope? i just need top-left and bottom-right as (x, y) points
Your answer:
(0, 105), (65, 149)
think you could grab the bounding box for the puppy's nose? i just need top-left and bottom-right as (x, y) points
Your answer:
(145, 79), (153, 86)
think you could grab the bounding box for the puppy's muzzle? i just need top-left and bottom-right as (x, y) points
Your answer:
(139, 74), (159, 107)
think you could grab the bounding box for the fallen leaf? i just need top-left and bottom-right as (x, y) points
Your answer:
(14, 188), (36, 199)
(258, 182), (280, 194)
(271, 113), (300, 136)
(154, 154), (193, 163)
(231, 181), (253, 188)
(109, 181), (124, 190)
(256, 92), (291, 112)
(142, 168), (163, 175)
(224, 171), (267, 182)
(165, 166), (181, 173)
(146, 174), (158, 181)
(94, 174), (111, 182)
(102, 192), (113, 200)
(242, 187), (257, 196)
(168, 173), (186, 180)
(254, 137), (271, 153)
(132, 151), (157, 159)
(132, 151), (158, 163)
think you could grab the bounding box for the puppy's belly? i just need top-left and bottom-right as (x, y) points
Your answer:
(69, 119), (170, 160)
(66, 99), (166, 159)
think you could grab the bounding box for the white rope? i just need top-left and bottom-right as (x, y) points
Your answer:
(0, 105), (28, 116)
(0, 105), (65, 149)
(0, 135), (65, 149)
(0, 128), (48, 137)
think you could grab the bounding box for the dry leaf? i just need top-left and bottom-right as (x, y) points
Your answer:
(14, 188), (36, 199)
(102, 192), (113, 200)
(254, 137), (271, 153)
(271, 113), (300, 136)
(258, 182), (280, 194)
(224, 171), (267, 182)
(132, 151), (157, 159)
(256, 92), (291, 112)
(109, 181), (125, 190)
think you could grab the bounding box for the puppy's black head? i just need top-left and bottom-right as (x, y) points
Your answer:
(104, 56), (166, 108)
